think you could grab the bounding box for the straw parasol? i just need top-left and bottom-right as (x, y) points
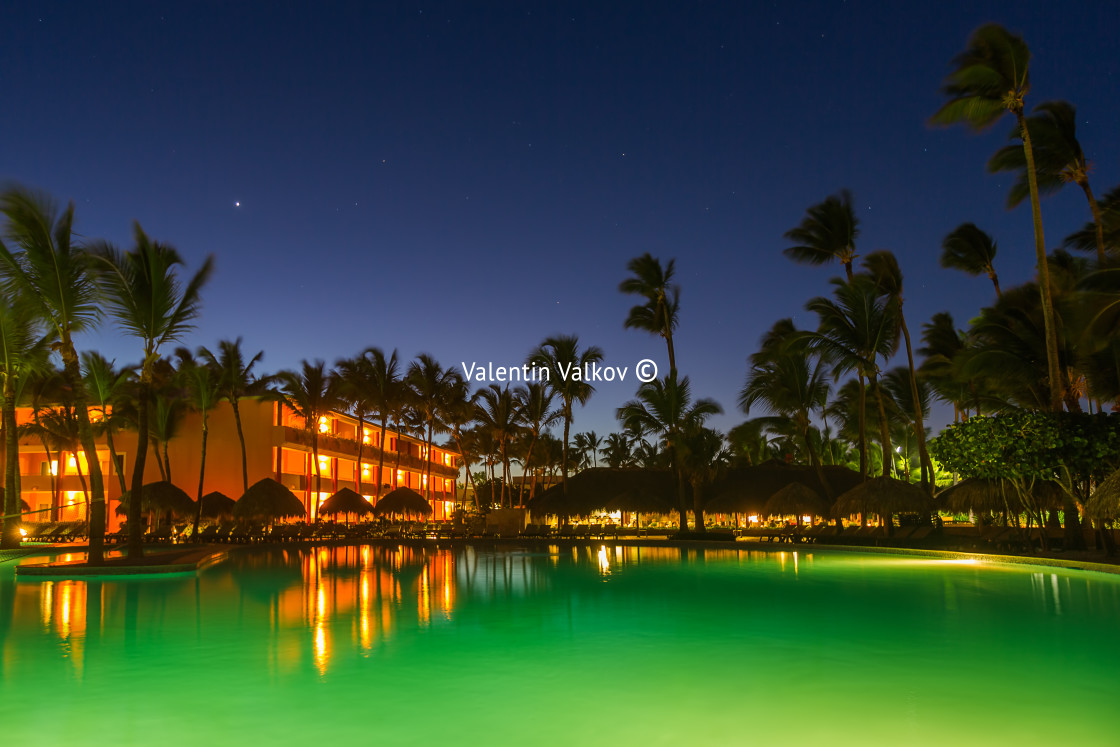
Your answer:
(200, 491), (237, 518)
(528, 468), (676, 517)
(762, 482), (827, 520)
(116, 481), (196, 518)
(20, 497), (31, 513)
(235, 478), (306, 520)
(1085, 468), (1120, 520)
(938, 478), (1065, 515)
(373, 487), (432, 517)
(832, 476), (936, 518)
(319, 487), (374, 517)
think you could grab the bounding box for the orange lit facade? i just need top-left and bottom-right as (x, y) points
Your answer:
(11, 400), (460, 526)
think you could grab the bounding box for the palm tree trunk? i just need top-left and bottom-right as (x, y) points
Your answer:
(1, 385), (21, 549)
(193, 415), (209, 541)
(163, 439), (171, 485)
(520, 433), (538, 503)
(376, 417), (388, 501)
(231, 398), (249, 495)
(1079, 180), (1107, 264)
(899, 313), (934, 492)
(561, 409), (572, 494)
(856, 373), (868, 479)
(869, 373), (893, 478)
(355, 416), (365, 493)
(311, 429), (321, 521)
(105, 428), (128, 497)
(61, 343), (107, 563)
(1017, 111), (1063, 412)
(127, 375), (151, 560)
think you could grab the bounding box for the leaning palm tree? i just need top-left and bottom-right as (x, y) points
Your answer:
(806, 276), (900, 478)
(276, 360), (342, 516)
(620, 253), (681, 376)
(92, 224), (214, 558)
(931, 22), (1061, 411)
(527, 335), (604, 492)
(0, 290), (52, 548)
(176, 348), (221, 539)
(617, 373), (722, 531)
(988, 101), (1107, 262)
(1065, 186), (1120, 258)
(941, 223), (1002, 297)
(783, 189), (860, 280)
(0, 188), (111, 562)
(441, 378), (479, 510)
(863, 251), (934, 491)
(360, 347), (402, 500)
(199, 338), (271, 495)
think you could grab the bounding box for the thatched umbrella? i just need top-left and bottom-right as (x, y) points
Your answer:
(320, 487), (374, 522)
(1086, 468), (1120, 520)
(235, 478), (306, 521)
(528, 468), (676, 518)
(373, 487), (432, 518)
(706, 464), (862, 515)
(939, 478), (1064, 515)
(117, 481), (196, 518)
(200, 491), (237, 519)
(762, 482), (827, 523)
(19, 497), (31, 513)
(832, 476), (936, 522)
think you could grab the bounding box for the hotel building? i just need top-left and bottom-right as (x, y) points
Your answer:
(10, 399), (460, 526)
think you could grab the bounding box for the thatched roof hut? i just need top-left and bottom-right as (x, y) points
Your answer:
(938, 478), (1065, 514)
(706, 464), (862, 514)
(528, 468), (676, 517)
(200, 491), (236, 518)
(1086, 468), (1120, 520)
(832, 476), (935, 518)
(373, 487), (432, 517)
(235, 478), (306, 520)
(762, 482), (827, 518)
(320, 487), (374, 516)
(117, 481), (196, 518)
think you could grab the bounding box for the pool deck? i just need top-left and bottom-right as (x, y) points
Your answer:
(9, 537), (1120, 578)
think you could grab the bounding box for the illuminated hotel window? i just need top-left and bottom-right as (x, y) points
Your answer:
(363, 428), (371, 444)
(422, 474), (428, 486)
(318, 416), (331, 433)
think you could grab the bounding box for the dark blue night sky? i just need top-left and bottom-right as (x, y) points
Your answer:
(3, 1), (1118, 438)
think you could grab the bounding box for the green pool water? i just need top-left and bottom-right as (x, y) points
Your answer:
(2, 545), (1118, 745)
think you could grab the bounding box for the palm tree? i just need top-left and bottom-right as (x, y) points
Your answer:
(334, 352), (377, 494)
(406, 354), (459, 504)
(514, 381), (558, 501)
(988, 101), (1107, 262)
(941, 223), (1002, 297)
(474, 384), (522, 508)
(602, 432), (635, 468)
(527, 335), (604, 492)
(276, 360), (341, 517)
(0, 290), (51, 548)
(783, 190), (859, 280)
(199, 338), (271, 495)
(82, 352), (134, 497)
(739, 318), (832, 492)
(0, 188), (111, 562)
(176, 348), (221, 539)
(918, 312), (976, 422)
(620, 253), (681, 376)
(441, 378), (479, 510)
(359, 347), (402, 500)
(932, 22), (1062, 411)
(617, 373), (721, 531)
(1065, 186), (1120, 258)
(806, 276), (899, 478)
(863, 251), (934, 491)
(92, 224), (214, 558)
(679, 425), (728, 530)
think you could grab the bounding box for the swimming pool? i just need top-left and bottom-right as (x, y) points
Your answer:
(2, 545), (1117, 745)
